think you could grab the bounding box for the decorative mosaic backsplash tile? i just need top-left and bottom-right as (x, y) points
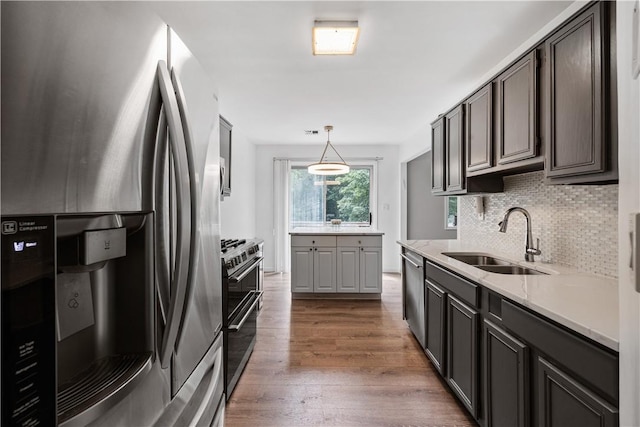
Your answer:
(459, 171), (618, 278)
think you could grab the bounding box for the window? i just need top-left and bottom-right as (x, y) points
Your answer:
(445, 196), (458, 229)
(290, 166), (373, 227)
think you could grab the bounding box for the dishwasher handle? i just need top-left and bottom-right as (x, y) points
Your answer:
(400, 253), (422, 269)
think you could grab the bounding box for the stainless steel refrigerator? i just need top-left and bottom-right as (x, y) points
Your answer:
(1, 2), (224, 426)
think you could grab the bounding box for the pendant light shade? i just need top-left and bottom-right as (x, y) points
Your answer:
(307, 125), (350, 175)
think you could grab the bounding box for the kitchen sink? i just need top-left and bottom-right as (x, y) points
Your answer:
(442, 252), (548, 275)
(475, 265), (547, 275)
(442, 253), (513, 266)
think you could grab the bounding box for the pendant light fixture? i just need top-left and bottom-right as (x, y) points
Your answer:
(307, 125), (350, 175)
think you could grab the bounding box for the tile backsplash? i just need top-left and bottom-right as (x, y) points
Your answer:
(459, 171), (618, 278)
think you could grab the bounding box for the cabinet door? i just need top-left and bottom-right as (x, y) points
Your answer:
(465, 83), (493, 173)
(538, 357), (618, 427)
(496, 50), (538, 165)
(314, 247), (336, 292)
(545, 3), (605, 178)
(445, 105), (465, 192)
(485, 320), (529, 427)
(359, 247), (382, 293)
(337, 247), (359, 292)
(291, 247), (314, 292)
(431, 117), (446, 193)
(446, 295), (478, 418)
(425, 280), (446, 376)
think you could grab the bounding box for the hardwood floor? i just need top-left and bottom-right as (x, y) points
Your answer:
(224, 272), (477, 427)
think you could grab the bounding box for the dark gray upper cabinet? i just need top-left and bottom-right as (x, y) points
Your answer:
(544, 2), (617, 184)
(446, 294), (479, 418)
(445, 105), (465, 193)
(497, 50), (539, 165)
(220, 115), (232, 198)
(538, 357), (618, 427)
(431, 110), (503, 196)
(430, 1), (616, 186)
(465, 83), (493, 173)
(425, 280), (447, 376)
(431, 116), (446, 193)
(485, 320), (530, 427)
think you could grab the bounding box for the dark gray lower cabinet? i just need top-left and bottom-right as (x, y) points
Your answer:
(538, 357), (618, 427)
(413, 256), (618, 427)
(446, 295), (479, 418)
(485, 320), (529, 427)
(425, 280), (446, 375)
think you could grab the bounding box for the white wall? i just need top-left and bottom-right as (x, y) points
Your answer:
(255, 144), (401, 273)
(617, 1), (640, 425)
(399, 124), (431, 164)
(220, 127), (257, 239)
(406, 152), (457, 240)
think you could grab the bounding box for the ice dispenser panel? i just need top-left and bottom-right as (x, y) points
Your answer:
(55, 213), (153, 427)
(1, 215), (57, 427)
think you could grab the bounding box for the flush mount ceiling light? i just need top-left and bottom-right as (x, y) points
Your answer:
(308, 125), (350, 175)
(312, 20), (360, 55)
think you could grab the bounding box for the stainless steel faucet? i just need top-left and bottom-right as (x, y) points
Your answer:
(498, 207), (542, 262)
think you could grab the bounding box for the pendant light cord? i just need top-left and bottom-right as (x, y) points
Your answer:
(317, 128), (348, 165)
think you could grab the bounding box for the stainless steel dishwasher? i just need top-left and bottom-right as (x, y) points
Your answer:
(401, 250), (425, 348)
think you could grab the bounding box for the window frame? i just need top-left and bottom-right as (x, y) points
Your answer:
(445, 196), (458, 230)
(289, 161), (378, 229)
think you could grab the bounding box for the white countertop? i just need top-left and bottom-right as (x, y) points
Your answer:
(290, 227), (384, 236)
(398, 239), (619, 351)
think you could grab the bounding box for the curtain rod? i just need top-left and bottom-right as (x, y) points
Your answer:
(273, 157), (383, 161)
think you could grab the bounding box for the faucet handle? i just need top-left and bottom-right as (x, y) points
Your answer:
(528, 238), (542, 256)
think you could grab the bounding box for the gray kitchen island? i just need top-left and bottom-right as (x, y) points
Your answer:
(289, 227), (384, 298)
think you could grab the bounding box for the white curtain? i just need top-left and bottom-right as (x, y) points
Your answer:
(273, 159), (290, 272)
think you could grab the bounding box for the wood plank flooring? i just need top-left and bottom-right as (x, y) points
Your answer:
(224, 272), (477, 427)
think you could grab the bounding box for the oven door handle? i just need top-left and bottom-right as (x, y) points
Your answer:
(228, 256), (263, 283)
(228, 291), (263, 332)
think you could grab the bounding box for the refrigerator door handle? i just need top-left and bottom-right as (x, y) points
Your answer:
(170, 68), (201, 350)
(154, 106), (171, 326)
(156, 60), (192, 369)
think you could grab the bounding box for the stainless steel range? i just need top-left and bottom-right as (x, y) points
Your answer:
(221, 238), (263, 399)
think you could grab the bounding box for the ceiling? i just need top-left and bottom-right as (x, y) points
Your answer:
(151, 1), (573, 147)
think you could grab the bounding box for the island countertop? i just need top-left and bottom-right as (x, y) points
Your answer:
(290, 227), (384, 236)
(398, 239), (619, 351)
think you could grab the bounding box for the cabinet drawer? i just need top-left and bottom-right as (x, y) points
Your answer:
(426, 261), (479, 307)
(291, 235), (336, 247)
(502, 300), (618, 404)
(337, 236), (381, 247)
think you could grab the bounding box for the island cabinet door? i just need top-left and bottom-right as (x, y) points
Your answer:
(291, 246), (314, 292)
(337, 247), (359, 292)
(314, 247), (337, 292)
(359, 247), (382, 293)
